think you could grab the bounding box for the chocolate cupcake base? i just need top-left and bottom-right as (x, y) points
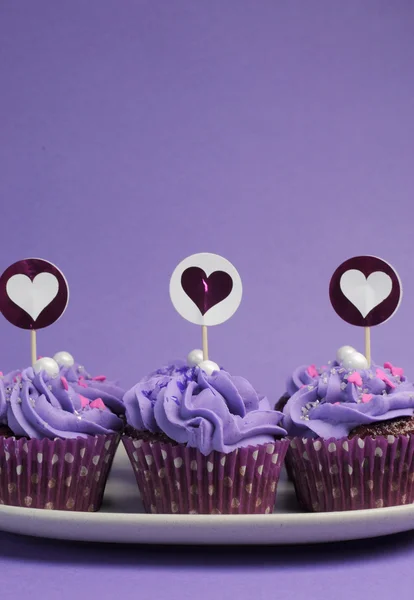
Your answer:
(0, 433), (120, 511)
(286, 434), (414, 512)
(123, 434), (289, 514)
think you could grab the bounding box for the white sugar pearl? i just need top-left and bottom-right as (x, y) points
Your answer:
(187, 349), (204, 366)
(336, 346), (356, 362)
(342, 352), (368, 371)
(33, 357), (60, 378)
(53, 351), (75, 368)
(198, 360), (220, 376)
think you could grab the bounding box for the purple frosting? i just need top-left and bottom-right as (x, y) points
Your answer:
(59, 361), (125, 416)
(286, 364), (324, 397)
(283, 361), (414, 439)
(124, 363), (286, 455)
(2, 367), (123, 440)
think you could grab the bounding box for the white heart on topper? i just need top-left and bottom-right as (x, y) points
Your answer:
(6, 273), (59, 321)
(340, 270), (392, 318)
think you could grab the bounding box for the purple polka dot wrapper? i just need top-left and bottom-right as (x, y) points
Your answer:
(0, 433), (120, 511)
(123, 435), (289, 514)
(285, 434), (414, 511)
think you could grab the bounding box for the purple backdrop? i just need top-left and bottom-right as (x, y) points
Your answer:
(1, 2), (414, 599)
(1, 2), (414, 395)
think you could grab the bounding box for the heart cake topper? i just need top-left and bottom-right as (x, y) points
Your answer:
(0, 258), (69, 365)
(170, 253), (242, 327)
(329, 255), (402, 366)
(0, 258), (69, 330)
(329, 256), (402, 327)
(170, 253), (242, 365)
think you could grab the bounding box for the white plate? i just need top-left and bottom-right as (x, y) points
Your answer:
(0, 445), (413, 545)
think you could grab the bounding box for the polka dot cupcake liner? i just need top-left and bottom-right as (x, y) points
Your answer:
(123, 435), (289, 515)
(0, 433), (120, 511)
(285, 433), (414, 512)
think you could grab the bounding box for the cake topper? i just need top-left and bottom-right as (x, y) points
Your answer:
(329, 256), (402, 366)
(0, 258), (69, 365)
(170, 252), (242, 368)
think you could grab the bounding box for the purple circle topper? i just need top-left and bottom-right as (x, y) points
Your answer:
(0, 258), (69, 330)
(329, 255), (402, 327)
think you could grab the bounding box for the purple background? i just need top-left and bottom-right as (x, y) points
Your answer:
(1, 2), (414, 598)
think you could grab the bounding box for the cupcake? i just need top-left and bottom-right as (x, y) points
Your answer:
(53, 351), (125, 417)
(123, 362), (288, 514)
(0, 357), (123, 511)
(283, 351), (414, 512)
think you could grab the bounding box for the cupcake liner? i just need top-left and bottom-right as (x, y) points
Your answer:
(123, 436), (289, 514)
(0, 433), (120, 511)
(285, 433), (414, 512)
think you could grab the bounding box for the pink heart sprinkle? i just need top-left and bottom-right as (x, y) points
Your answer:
(361, 394), (373, 403)
(60, 376), (69, 391)
(92, 375), (107, 382)
(376, 369), (396, 389)
(80, 395), (89, 408)
(78, 380), (88, 388)
(307, 365), (318, 378)
(384, 362), (404, 378)
(347, 372), (363, 387)
(90, 398), (106, 411)
(333, 402), (340, 405)
(0, 372), (3, 377)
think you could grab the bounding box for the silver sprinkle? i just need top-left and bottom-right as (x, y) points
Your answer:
(29, 398), (35, 407)
(47, 385), (52, 391)
(305, 402), (313, 410)
(17, 397), (22, 404)
(340, 382), (347, 390)
(307, 385), (315, 391)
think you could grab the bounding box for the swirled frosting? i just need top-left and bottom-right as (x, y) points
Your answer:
(59, 361), (125, 416)
(283, 361), (414, 439)
(124, 363), (286, 455)
(286, 364), (326, 397)
(1, 367), (123, 440)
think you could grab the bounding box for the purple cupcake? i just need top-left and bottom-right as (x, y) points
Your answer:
(0, 357), (123, 511)
(123, 362), (288, 514)
(283, 355), (414, 511)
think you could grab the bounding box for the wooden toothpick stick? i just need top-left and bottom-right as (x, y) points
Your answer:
(364, 326), (371, 366)
(202, 325), (209, 361)
(31, 329), (37, 366)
